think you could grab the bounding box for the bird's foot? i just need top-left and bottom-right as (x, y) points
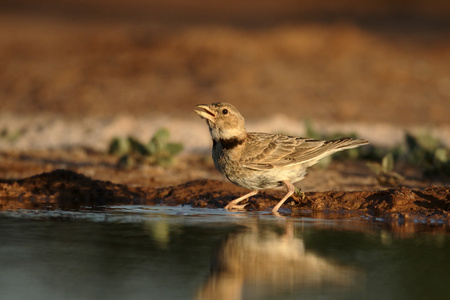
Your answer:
(271, 211), (285, 218)
(224, 202), (249, 211)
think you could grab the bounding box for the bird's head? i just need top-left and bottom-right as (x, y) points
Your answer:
(195, 102), (246, 141)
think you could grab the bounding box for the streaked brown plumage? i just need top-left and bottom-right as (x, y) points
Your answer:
(195, 102), (369, 213)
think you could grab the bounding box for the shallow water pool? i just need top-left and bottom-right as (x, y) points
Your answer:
(1, 206), (449, 300)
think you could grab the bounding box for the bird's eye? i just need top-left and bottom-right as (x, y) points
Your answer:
(222, 109), (228, 115)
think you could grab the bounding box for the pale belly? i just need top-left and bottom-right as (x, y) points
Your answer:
(224, 165), (307, 190)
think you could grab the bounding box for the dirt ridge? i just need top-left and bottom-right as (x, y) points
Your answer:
(1, 170), (449, 221)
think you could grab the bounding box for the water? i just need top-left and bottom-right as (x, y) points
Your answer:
(1, 206), (449, 300)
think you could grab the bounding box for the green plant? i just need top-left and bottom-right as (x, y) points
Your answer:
(0, 127), (25, 142)
(109, 128), (184, 168)
(367, 153), (404, 186)
(293, 187), (306, 201)
(405, 131), (450, 176)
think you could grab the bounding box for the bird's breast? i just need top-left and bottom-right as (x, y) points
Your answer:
(213, 137), (245, 151)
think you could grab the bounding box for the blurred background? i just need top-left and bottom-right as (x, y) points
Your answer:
(0, 0), (449, 151)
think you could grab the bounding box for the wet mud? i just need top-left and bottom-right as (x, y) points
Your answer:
(1, 169), (449, 222)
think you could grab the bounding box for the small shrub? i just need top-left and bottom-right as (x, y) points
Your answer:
(405, 131), (450, 176)
(0, 127), (25, 142)
(293, 187), (306, 201)
(367, 153), (404, 186)
(109, 128), (184, 168)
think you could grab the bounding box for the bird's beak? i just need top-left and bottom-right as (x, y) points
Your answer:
(194, 104), (216, 124)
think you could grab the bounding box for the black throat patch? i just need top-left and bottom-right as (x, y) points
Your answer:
(214, 137), (245, 150)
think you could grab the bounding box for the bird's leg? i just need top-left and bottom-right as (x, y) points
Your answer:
(224, 190), (258, 210)
(272, 180), (295, 213)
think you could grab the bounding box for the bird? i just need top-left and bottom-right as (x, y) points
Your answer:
(194, 102), (369, 213)
(196, 221), (360, 300)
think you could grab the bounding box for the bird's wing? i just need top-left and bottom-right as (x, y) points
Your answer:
(241, 133), (361, 170)
(240, 133), (321, 169)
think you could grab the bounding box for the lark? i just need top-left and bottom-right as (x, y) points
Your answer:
(195, 102), (369, 213)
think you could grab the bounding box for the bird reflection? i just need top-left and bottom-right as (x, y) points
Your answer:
(197, 220), (361, 300)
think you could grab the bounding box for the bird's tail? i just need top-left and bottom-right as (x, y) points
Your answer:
(328, 137), (369, 151)
(300, 137), (369, 168)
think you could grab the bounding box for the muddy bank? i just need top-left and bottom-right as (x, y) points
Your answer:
(1, 170), (449, 221)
